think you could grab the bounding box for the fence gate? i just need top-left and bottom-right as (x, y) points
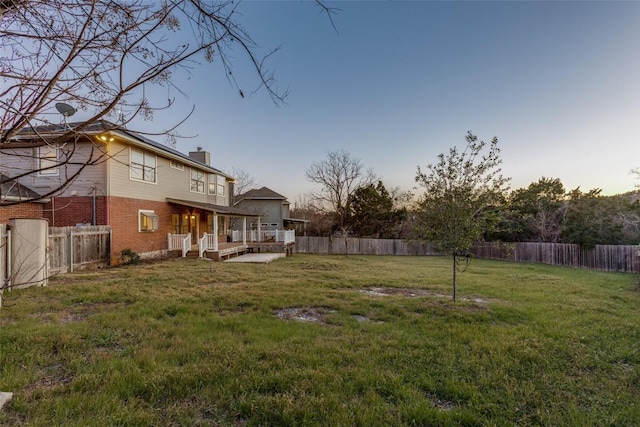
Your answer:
(10, 218), (49, 289)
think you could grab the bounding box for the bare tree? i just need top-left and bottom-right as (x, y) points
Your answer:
(0, 0), (336, 201)
(229, 167), (259, 197)
(305, 150), (376, 235)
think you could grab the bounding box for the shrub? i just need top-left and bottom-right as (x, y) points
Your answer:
(119, 248), (140, 265)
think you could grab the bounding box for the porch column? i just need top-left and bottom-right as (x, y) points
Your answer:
(242, 217), (247, 246)
(213, 214), (219, 251)
(257, 218), (261, 242)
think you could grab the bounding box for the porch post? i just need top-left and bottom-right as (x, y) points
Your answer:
(242, 217), (247, 246)
(257, 217), (262, 242)
(213, 214), (219, 251)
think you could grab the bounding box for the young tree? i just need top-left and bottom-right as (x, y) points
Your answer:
(305, 150), (376, 234)
(0, 0), (334, 201)
(414, 132), (510, 301)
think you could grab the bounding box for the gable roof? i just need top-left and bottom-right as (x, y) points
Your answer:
(235, 186), (287, 203)
(0, 173), (45, 203)
(6, 120), (232, 179)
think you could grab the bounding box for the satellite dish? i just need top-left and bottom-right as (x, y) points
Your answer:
(55, 102), (76, 117)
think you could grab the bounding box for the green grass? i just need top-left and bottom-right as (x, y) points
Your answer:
(1, 255), (638, 426)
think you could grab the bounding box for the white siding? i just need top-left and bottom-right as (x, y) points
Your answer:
(107, 141), (231, 205)
(0, 143), (108, 197)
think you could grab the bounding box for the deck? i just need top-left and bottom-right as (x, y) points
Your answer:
(206, 241), (295, 261)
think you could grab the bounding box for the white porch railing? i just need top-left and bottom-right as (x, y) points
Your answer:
(182, 234), (191, 257)
(168, 233), (191, 257)
(230, 229), (295, 244)
(283, 230), (295, 244)
(199, 233), (218, 257)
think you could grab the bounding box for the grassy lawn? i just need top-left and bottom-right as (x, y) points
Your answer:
(0, 255), (638, 426)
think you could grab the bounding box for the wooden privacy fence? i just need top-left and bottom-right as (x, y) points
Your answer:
(294, 237), (639, 273)
(49, 225), (111, 273)
(294, 236), (437, 256)
(469, 242), (640, 273)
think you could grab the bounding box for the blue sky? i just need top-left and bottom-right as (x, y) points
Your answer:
(139, 0), (640, 202)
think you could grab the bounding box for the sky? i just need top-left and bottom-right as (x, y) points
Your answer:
(136, 0), (640, 202)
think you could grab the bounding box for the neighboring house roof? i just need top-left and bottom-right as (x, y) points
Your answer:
(235, 187), (287, 204)
(167, 198), (261, 217)
(6, 120), (232, 179)
(0, 173), (46, 203)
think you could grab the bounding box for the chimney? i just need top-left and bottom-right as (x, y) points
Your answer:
(188, 147), (210, 165)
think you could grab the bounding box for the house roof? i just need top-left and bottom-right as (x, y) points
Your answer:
(7, 120), (232, 179)
(167, 198), (261, 217)
(0, 173), (46, 203)
(235, 186), (287, 203)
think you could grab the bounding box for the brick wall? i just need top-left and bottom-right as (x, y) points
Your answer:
(42, 196), (107, 227)
(0, 203), (44, 223)
(107, 196), (181, 264)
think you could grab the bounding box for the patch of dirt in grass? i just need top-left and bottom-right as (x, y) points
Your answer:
(60, 301), (130, 323)
(360, 287), (491, 305)
(360, 287), (449, 298)
(426, 394), (455, 411)
(23, 364), (75, 398)
(298, 262), (341, 271)
(274, 306), (336, 323)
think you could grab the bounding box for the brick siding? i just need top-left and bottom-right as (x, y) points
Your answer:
(0, 203), (44, 223)
(42, 196), (107, 227)
(107, 196), (184, 264)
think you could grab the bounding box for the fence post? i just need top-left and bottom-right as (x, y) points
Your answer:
(70, 231), (74, 273)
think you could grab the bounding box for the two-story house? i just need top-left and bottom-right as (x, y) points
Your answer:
(0, 121), (259, 263)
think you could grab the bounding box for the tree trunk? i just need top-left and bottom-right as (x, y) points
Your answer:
(452, 253), (457, 302)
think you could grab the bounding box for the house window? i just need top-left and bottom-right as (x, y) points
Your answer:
(170, 160), (184, 170)
(171, 214), (189, 234)
(218, 215), (227, 235)
(208, 174), (216, 195)
(207, 214), (227, 235)
(217, 175), (225, 196)
(37, 145), (59, 176)
(190, 169), (205, 193)
(139, 210), (159, 232)
(130, 148), (156, 182)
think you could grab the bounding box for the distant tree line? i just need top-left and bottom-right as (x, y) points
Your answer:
(295, 148), (640, 247)
(295, 134), (639, 301)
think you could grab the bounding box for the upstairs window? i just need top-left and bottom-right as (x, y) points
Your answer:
(208, 174), (216, 195)
(37, 145), (59, 176)
(130, 148), (156, 183)
(217, 175), (225, 196)
(190, 169), (205, 193)
(170, 160), (184, 170)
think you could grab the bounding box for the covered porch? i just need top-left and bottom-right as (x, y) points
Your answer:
(165, 198), (295, 260)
